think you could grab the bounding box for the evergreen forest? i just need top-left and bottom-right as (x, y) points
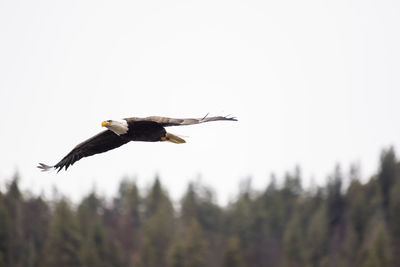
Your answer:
(1, 147), (400, 267)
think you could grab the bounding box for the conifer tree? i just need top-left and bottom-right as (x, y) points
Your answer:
(305, 204), (328, 266)
(326, 165), (344, 229)
(282, 214), (307, 267)
(182, 183), (197, 226)
(182, 219), (207, 267)
(78, 192), (121, 267)
(359, 217), (392, 267)
(181, 182), (221, 234)
(347, 179), (369, 243)
(5, 174), (24, 267)
(389, 177), (400, 265)
(139, 178), (174, 267)
(107, 179), (142, 265)
(0, 193), (10, 267)
(43, 199), (81, 267)
(22, 197), (50, 267)
(117, 179), (141, 228)
(378, 147), (398, 210)
(169, 240), (185, 267)
(222, 236), (244, 267)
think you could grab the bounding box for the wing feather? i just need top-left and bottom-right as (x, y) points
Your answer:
(38, 130), (129, 172)
(124, 114), (237, 127)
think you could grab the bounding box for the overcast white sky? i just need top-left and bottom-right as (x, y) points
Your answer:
(1, 0), (399, 204)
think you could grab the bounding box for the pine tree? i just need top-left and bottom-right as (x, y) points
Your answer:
(282, 214), (307, 267)
(169, 240), (185, 267)
(347, 179), (369, 243)
(251, 179), (283, 267)
(183, 219), (207, 267)
(389, 176), (400, 266)
(78, 192), (122, 267)
(222, 236), (244, 267)
(0, 193), (10, 267)
(145, 177), (168, 218)
(106, 179), (141, 266)
(358, 217), (392, 267)
(117, 179), (141, 228)
(139, 205), (174, 267)
(181, 182), (221, 234)
(4, 174), (24, 267)
(305, 204), (328, 266)
(378, 147), (398, 211)
(22, 197), (50, 267)
(43, 199), (81, 267)
(326, 165), (344, 229)
(226, 190), (253, 259)
(139, 178), (174, 267)
(181, 183), (197, 226)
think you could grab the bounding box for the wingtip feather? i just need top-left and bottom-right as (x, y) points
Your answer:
(37, 163), (54, 172)
(226, 115), (238, 121)
(219, 115), (238, 121)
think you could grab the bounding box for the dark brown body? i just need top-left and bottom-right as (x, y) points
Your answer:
(125, 120), (166, 142)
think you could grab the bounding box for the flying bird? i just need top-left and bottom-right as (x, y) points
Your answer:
(38, 115), (237, 172)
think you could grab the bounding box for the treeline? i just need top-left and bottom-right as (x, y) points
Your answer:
(1, 148), (400, 267)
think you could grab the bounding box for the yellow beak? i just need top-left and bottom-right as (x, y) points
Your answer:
(101, 121), (110, 127)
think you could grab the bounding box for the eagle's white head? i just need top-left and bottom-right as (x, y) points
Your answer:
(101, 119), (129, 135)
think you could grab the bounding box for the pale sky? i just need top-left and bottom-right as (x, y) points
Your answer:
(1, 0), (399, 204)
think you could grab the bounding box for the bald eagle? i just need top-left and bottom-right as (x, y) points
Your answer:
(38, 115), (237, 172)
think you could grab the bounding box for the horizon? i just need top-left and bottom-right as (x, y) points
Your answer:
(2, 145), (393, 206)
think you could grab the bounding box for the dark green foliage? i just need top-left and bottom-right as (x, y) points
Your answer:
(78, 192), (123, 267)
(169, 240), (185, 267)
(22, 197), (50, 267)
(139, 179), (174, 267)
(389, 176), (400, 266)
(358, 216), (392, 267)
(43, 199), (81, 267)
(106, 179), (141, 265)
(326, 165), (345, 229)
(282, 213), (307, 267)
(2, 147), (400, 267)
(181, 182), (221, 233)
(379, 147), (398, 210)
(305, 203), (328, 265)
(182, 219), (207, 267)
(169, 219), (207, 267)
(0, 193), (10, 267)
(222, 236), (245, 267)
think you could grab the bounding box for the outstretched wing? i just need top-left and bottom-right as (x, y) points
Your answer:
(38, 130), (129, 172)
(125, 114), (237, 127)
